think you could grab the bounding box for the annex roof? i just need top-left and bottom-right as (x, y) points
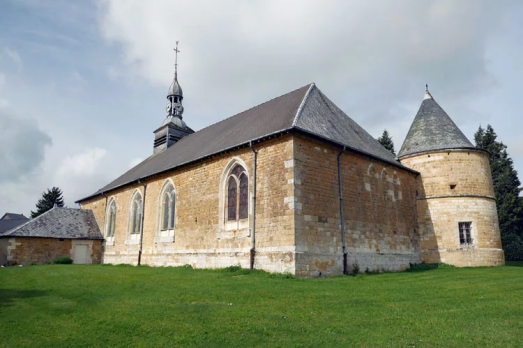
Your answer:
(78, 83), (411, 202)
(398, 91), (475, 158)
(0, 207), (103, 240)
(0, 213), (29, 234)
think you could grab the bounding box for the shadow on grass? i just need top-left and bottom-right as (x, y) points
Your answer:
(0, 289), (48, 307)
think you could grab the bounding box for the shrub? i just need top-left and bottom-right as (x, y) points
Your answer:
(406, 262), (455, 272)
(221, 265), (242, 273)
(51, 257), (73, 265)
(351, 263), (360, 276)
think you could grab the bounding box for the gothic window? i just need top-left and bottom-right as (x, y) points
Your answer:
(160, 183), (176, 231)
(226, 164), (248, 221)
(459, 222), (472, 245)
(239, 174), (248, 219)
(130, 191), (143, 234)
(227, 176), (237, 221)
(105, 199), (116, 238)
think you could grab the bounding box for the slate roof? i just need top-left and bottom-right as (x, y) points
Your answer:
(78, 83), (412, 202)
(398, 92), (475, 158)
(0, 207), (103, 240)
(0, 213), (29, 234)
(1, 213), (28, 220)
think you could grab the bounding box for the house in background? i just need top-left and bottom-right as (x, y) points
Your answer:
(0, 213), (29, 235)
(0, 207), (103, 266)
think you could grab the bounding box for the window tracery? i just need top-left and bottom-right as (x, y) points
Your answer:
(160, 183), (176, 231)
(105, 199), (116, 238)
(226, 165), (248, 221)
(129, 191), (143, 234)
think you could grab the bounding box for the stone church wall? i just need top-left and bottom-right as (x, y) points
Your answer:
(293, 135), (422, 277)
(81, 135), (297, 273)
(400, 149), (504, 266)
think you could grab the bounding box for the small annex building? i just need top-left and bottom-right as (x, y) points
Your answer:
(0, 207), (103, 266)
(76, 56), (504, 276)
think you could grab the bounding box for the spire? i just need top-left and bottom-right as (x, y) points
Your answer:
(154, 42), (194, 155)
(398, 87), (474, 158)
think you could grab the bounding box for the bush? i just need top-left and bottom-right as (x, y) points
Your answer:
(406, 262), (455, 272)
(51, 257), (73, 265)
(221, 265), (242, 273)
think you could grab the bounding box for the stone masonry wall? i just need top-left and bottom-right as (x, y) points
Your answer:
(293, 135), (421, 277)
(4, 237), (102, 265)
(400, 149), (504, 266)
(81, 135), (296, 274)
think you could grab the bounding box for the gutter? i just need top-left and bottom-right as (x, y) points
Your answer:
(249, 141), (257, 270)
(137, 180), (147, 266)
(77, 128), (419, 204)
(337, 147), (348, 275)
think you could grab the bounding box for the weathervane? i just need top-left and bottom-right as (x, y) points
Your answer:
(426, 84), (428, 92)
(174, 41), (180, 76)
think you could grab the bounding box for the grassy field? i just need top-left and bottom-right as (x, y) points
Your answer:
(1, 263), (522, 348)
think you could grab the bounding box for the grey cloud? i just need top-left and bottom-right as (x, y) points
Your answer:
(0, 108), (52, 183)
(98, 0), (520, 137)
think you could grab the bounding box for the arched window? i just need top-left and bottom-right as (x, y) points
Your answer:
(130, 191), (143, 234)
(239, 174), (248, 219)
(226, 165), (248, 221)
(105, 199), (117, 238)
(160, 183), (176, 231)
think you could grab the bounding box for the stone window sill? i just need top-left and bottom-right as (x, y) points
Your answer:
(104, 238), (115, 246)
(125, 239), (140, 245)
(155, 235), (175, 243)
(217, 228), (250, 240)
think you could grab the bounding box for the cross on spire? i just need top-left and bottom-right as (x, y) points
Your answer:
(426, 84), (429, 92)
(174, 41), (180, 76)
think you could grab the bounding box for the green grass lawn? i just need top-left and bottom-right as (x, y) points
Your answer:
(1, 264), (522, 348)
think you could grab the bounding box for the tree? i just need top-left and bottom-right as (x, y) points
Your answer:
(31, 187), (65, 218)
(474, 125), (523, 260)
(378, 129), (396, 156)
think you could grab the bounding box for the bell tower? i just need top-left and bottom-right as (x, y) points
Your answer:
(153, 42), (194, 154)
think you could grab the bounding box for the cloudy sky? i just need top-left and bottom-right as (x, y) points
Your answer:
(1, 0), (522, 215)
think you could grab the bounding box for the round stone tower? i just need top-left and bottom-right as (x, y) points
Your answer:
(398, 89), (504, 267)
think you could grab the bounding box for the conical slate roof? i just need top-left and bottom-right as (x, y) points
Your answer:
(78, 83), (409, 202)
(398, 91), (474, 158)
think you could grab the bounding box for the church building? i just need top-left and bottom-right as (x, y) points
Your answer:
(77, 53), (504, 276)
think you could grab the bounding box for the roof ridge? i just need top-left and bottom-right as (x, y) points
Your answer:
(185, 83), (314, 137)
(292, 83), (315, 127)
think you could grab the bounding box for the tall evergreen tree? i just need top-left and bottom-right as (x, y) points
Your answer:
(474, 125), (523, 260)
(31, 187), (65, 218)
(378, 129), (396, 156)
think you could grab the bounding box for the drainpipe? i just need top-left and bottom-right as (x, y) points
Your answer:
(137, 180), (147, 266)
(249, 141), (257, 269)
(338, 147), (348, 275)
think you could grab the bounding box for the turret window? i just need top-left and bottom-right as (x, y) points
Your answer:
(459, 222), (472, 245)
